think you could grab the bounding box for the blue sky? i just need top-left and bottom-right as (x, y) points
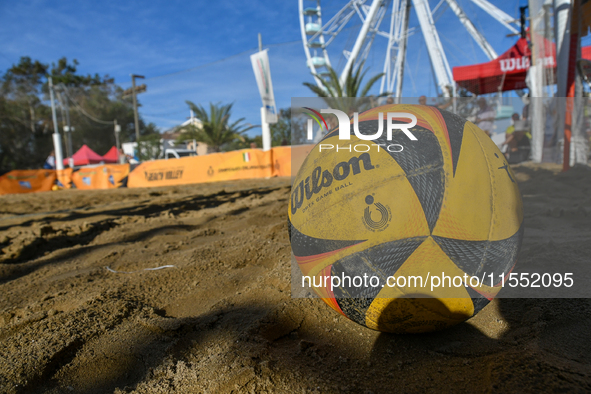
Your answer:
(0, 0), (528, 138)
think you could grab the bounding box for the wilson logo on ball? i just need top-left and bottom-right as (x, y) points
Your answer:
(291, 152), (375, 215)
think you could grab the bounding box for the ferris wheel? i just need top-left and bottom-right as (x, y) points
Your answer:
(299, 0), (521, 97)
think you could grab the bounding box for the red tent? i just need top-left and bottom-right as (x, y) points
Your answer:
(101, 146), (120, 163)
(452, 37), (591, 95)
(453, 38), (536, 94)
(63, 145), (107, 166)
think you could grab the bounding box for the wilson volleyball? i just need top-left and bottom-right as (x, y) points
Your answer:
(288, 104), (523, 334)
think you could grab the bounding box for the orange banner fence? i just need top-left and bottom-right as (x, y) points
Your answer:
(0, 165), (129, 195)
(71, 164), (129, 190)
(128, 148), (274, 188)
(0, 146), (314, 195)
(270, 145), (314, 177)
(57, 168), (73, 189)
(0, 170), (56, 195)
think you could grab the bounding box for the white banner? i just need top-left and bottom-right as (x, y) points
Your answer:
(250, 49), (277, 124)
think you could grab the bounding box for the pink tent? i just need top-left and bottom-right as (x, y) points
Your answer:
(101, 146), (120, 163)
(63, 145), (107, 166)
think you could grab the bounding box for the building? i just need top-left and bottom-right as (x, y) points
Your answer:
(122, 112), (211, 161)
(161, 113), (210, 156)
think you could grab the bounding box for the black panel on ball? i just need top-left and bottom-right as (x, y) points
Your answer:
(288, 218), (366, 257)
(332, 237), (426, 324)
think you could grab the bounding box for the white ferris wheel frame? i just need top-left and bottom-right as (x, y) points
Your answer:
(299, 0), (520, 98)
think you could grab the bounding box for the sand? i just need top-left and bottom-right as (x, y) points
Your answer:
(0, 164), (590, 393)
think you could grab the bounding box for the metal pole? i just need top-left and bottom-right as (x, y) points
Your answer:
(130, 74), (143, 141)
(543, 3), (553, 98)
(528, 0), (542, 163)
(340, 0), (382, 87)
(394, 0), (411, 101)
(261, 107), (271, 151)
(413, 0), (454, 96)
(114, 119), (122, 163)
(258, 33), (271, 151)
(572, 2), (585, 165)
(444, 0), (497, 60)
(63, 91), (73, 161)
(555, 0), (572, 98)
(48, 77), (64, 171)
(553, 0), (572, 170)
(469, 0), (520, 34)
(56, 91), (68, 157)
(56, 90), (74, 160)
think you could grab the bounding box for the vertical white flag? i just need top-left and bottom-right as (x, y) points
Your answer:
(250, 49), (277, 124)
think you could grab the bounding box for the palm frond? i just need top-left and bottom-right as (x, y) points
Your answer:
(360, 72), (385, 98)
(184, 101), (252, 151)
(304, 61), (383, 99)
(303, 82), (328, 98)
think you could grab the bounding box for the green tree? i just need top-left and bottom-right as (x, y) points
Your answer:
(0, 56), (157, 170)
(269, 108), (308, 146)
(49, 58), (105, 87)
(1, 57), (52, 170)
(60, 82), (158, 154)
(182, 102), (254, 152)
(270, 108), (291, 146)
(1, 57), (48, 132)
(224, 134), (263, 151)
(302, 62), (387, 116)
(137, 133), (163, 161)
(0, 95), (50, 171)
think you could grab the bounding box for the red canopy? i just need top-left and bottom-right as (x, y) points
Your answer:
(452, 37), (591, 95)
(63, 144), (107, 166)
(453, 38), (536, 94)
(101, 146), (120, 163)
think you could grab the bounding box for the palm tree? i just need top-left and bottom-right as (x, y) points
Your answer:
(303, 62), (388, 116)
(183, 101), (254, 152)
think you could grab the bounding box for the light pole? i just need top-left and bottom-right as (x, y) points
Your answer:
(56, 87), (74, 159)
(63, 90), (73, 161)
(130, 74), (145, 141)
(48, 76), (64, 171)
(114, 120), (122, 163)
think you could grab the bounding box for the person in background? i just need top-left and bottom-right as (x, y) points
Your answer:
(502, 113), (521, 154)
(126, 153), (137, 164)
(502, 113), (531, 162)
(418, 95), (452, 110)
(475, 98), (495, 137)
(43, 150), (56, 169)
